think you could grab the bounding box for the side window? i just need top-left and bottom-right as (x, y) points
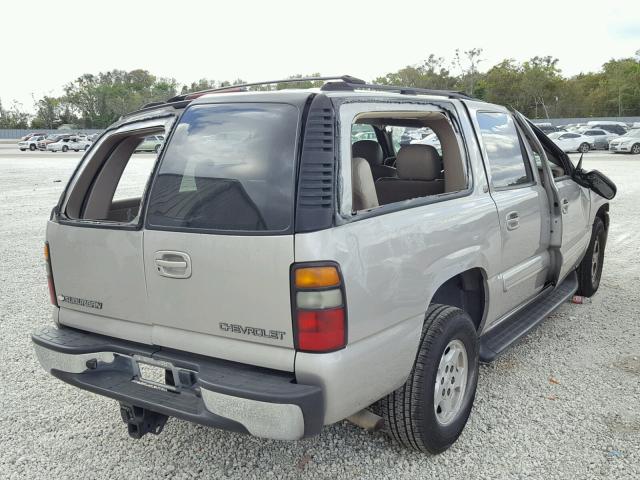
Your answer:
(64, 126), (169, 224)
(476, 112), (533, 189)
(349, 110), (467, 211)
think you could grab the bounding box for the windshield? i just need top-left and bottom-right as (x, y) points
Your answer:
(146, 103), (299, 233)
(622, 129), (640, 138)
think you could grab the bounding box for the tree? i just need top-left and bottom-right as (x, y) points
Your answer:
(63, 70), (178, 128)
(453, 48), (484, 96)
(32, 96), (61, 129)
(0, 99), (30, 128)
(375, 55), (457, 90)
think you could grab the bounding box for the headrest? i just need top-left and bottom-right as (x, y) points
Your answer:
(352, 140), (384, 166)
(396, 144), (441, 180)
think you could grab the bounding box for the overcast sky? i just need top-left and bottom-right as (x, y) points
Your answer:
(2, 0), (639, 112)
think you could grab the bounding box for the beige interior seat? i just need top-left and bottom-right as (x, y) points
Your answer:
(352, 140), (397, 180)
(375, 144), (444, 205)
(352, 157), (379, 211)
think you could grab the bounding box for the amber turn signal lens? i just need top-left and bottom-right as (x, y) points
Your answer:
(295, 266), (340, 288)
(44, 243), (50, 261)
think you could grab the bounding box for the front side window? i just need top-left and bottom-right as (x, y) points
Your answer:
(146, 103), (298, 233)
(476, 112), (532, 189)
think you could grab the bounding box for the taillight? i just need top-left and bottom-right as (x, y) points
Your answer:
(44, 242), (58, 306)
(292, 263), (347, 352)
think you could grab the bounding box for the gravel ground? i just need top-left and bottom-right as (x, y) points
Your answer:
(0, 148), (638, 479)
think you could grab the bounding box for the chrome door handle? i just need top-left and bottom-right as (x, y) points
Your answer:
(561, 198), (569, 214)
(154, 251), (192, 279)
(506, 211), (520, 231)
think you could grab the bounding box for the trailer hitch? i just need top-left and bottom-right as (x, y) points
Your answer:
(119, 404), (168, 439)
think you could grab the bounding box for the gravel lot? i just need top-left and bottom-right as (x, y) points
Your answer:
(1, 146), (638, 479)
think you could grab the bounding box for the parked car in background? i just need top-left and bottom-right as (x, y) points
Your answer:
(589, 124), (627, 136)
(547, 132), (592, 153)
(579, 128), (619, 150)
(537, 125), (564, 134)
(18, 135), (46, 151)
(38, 134), (71, 150)
(135, 135), (165, 153)
(609, 128), (640, 154)
(46, 136), (91, 152)
(20, 132), (47, 141)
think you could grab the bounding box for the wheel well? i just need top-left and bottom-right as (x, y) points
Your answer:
(430, 268), (486, 331)
(595, 203), (609, 231)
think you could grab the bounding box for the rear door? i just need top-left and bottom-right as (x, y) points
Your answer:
(48, 115), (176, 344)
(142, 102), (300, 369)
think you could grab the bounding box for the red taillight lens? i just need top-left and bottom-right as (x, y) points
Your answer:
(297, 308), (345, 352)
(44, 242), (58, 306)
(292, 263), (347, 353)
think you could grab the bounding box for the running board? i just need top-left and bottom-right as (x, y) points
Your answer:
(479, 271), (578, 362)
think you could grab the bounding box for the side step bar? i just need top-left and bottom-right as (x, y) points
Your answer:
(479, 271), (578, 362)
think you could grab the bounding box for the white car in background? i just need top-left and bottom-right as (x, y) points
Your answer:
(18, 135), (46, 151)
(410, 132), (441, 150)
(609, 128), (640, 154)
(578, 128), (619, 150)
(547, 132), (592, 153)
(46, 136), (91, 152)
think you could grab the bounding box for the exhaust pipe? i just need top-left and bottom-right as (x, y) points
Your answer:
(346, 409), (384, 431)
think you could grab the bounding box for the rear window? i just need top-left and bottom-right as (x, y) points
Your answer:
(146, 103), (298, 233)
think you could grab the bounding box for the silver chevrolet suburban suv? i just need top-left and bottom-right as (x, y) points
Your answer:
(32, 76), (616, 453)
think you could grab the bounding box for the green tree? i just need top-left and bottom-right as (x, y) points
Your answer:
(0, 99), (30, 128)
(375, 55), (457, 90)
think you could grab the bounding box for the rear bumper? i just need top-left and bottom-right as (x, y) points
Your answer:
(32, 326), (324, 440)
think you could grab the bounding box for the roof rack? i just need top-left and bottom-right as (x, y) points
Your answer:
(126, 75), (476, 119)
(165, 75), (367, 103)
(320, 79), (473, 100)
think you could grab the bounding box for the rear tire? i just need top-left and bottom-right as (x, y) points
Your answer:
(154, 144), (161, 154)
(631, 143), (640, 155)
(20, 148), (26, 151)
(381, 304), (479, 453)
(579, 143), (590, 153)
(62, 145), (69, 152)
(29, 144), (36, 151)
(577, 217), (606, 297)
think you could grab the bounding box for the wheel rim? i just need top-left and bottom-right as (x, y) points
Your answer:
(580, 143), (589, 153)
(633, 144), (640, 154)
(591, 238), (600, 284)
(434, 339), (468, 426)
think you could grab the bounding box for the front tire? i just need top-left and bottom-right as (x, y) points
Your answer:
(381, 304), (479, 453)
(29, 144), (37, 151)
(579, 143), (590, 153)
(577, 217), (606, 297)
(631, 143), (640, 155)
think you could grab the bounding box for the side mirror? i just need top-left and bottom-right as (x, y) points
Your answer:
(573, 168), (616, 200)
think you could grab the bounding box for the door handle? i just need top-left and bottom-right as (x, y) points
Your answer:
(561, 198), (569, 214)
(155, 259), (187, 269)
(506, 211), (520, 231)
(154, 251), (192, 279)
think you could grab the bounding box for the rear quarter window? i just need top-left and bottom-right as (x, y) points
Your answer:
(146, 103), (299, 233)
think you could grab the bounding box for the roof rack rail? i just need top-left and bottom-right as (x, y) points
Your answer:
(166, 75), (367, 103)
(321, 80), (474, 100)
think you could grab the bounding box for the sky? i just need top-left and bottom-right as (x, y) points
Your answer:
(2, 0), (639, 113)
